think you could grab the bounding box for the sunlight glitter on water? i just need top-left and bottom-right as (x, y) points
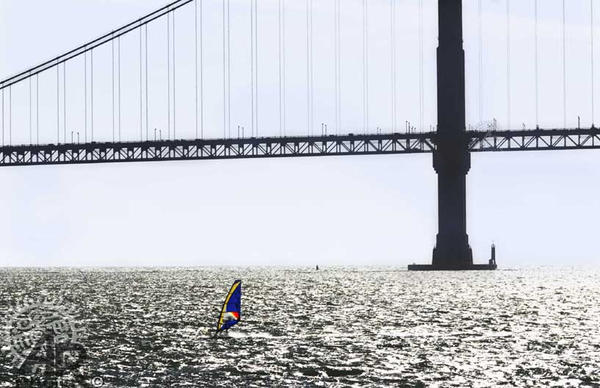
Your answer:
(0, 267), (599, 387)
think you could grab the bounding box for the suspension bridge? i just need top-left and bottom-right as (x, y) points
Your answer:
(0, 0), (598, 269)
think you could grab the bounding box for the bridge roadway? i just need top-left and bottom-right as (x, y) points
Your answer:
(0, 127), (598, 167)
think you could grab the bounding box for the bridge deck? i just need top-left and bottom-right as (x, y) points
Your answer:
(0, 128), (597, 167)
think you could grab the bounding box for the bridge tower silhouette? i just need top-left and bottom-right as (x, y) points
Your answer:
(410, 0), (484, 270)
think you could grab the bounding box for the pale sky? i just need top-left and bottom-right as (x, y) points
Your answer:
(0, 0), (599, 267)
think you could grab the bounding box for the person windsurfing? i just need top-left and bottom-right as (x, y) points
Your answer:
(214, 279), (242, 337)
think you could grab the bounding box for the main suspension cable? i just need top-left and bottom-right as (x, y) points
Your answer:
(0, 0), (195, 92)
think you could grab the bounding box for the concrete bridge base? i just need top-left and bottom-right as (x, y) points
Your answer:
(407, 263), (497, 271)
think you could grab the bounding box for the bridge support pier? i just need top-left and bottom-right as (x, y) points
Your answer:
(408, 0), (495, 271)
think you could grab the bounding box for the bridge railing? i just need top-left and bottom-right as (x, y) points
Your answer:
(468, 127), (600, 152)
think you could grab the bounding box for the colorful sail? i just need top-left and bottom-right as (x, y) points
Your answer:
(216, 280), (242, 334)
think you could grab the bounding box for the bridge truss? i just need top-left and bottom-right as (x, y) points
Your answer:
(0, 127), (597, 167)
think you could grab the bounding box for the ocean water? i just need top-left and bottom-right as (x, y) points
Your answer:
(1, 267), (599, 387)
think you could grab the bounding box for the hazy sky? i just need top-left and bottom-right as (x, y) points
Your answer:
(0, 0), (599, 267)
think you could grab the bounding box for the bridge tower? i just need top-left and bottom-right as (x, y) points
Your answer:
(409, 0), (495, 270)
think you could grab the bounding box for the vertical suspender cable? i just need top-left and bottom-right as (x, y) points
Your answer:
(29, 77), (32, 144)
(227, 0), (231, 138)
(112, 39), (115, 141)
(591, 0), (595, 126)
(82, 51), (88, 144)
(91, 50), (94, 141)
(144, 24), (150, 141)
(306, 0), (310, 135)
(223, 1), (227, 138)
(308, 0), (315, 135)
(535, 0), (539, 128)
(478, 0), (483, 124)
(168, 12), (171, 139)
(282, 0), (286, 135)
(1, 89), (4, 146)
(362, 0), (367, 133)
(36, 76), (39, 144)
(337, 0), (341, 134)
(309, 0), (313, 136)
(200, 0), (204, 138)
(195, 0), (199, 138)
(254, 0), (259, 137)
(140, 27), (143, 140)
(506, 0), (511, 130)
(173, 11), (177, 139)
(172, 11), (176, 139)
(252, 0), (256, 137)
(57, 64), (60, 143)
(419, 0), (424, 132)
(391, 0), (396, 132)
(562, 0), (567, 128)
(146, 25), (149, 141)
(334, 0), (339, 134)
(118, 37), (122, 141)
(366, 0), (369, 133)
(8, 87), (11, 145)
(62, 63), (66, 143)
(278, 0), (283, 136)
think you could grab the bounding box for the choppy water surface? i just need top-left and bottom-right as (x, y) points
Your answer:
(1, 267), (600, 387)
